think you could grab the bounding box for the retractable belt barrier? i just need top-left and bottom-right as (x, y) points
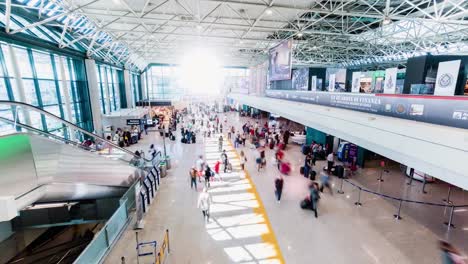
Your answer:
(336, 177), (468, 228)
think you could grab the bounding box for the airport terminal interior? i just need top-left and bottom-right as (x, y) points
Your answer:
(0, 0), (467, 263)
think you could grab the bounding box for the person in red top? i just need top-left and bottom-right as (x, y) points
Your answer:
(275, 149), (284, 170)
(214, 160), (221, 175)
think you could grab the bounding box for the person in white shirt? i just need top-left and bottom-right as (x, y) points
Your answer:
(196, 155), (205, 182)
(327, 152), (335, 174)
(197, 187), (212, 222)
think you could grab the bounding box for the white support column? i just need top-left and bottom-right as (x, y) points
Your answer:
(57, 57), (75, 141)
(84, 59), (103, 135)
(7, 44), (31, 126)
(113, 70), (120, 109)
(123, 70), (133, 108)
(140, 73), (147, 100)
(103, 68), (111, 114)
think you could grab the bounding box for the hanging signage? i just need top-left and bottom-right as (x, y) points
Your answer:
(434, 60), (461, 96)
(351, 72), (361, 93)
(263, 89), (468, 129)
(127, 119), (141, 125)
(384, 68), (398, 94)
(328, 74), (336, 92)
(311, 76), (317, 91)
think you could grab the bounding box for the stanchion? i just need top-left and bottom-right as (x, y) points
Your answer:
(166, 229), (170, 253)
(337, 178), (344, 194)
(393, 200), (403, 220)
(421, 177), (427, 194)
(355, 188), (362, 206)
(444, 205), (456, 229)
(407, 168), (414, 185)
(135, 232), (140, 264)
(443, 186), (453, 205)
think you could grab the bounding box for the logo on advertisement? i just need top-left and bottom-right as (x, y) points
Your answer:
(386, 78), (394, 90)
(395, 104), (406, 114)
(384, 104), (392, 112)
(353, 78), (359, 89)
(438, 73), (453, 88)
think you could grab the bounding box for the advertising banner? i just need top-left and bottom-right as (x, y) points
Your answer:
(351, 72), (361, 93)
(292, 68), (309, 90)
(434, 60), (461, 96)
(264, 89), (468, 129)
(328, 74), (336, 92)
(311, 76), (317, 91)
(384, 68), (398, 94)
(268, 40), (292, 81)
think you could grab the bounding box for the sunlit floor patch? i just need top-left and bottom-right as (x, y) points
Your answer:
(204, 133), (284, 264)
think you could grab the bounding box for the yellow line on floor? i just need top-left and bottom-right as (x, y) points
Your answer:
(228, 140), (286, 264)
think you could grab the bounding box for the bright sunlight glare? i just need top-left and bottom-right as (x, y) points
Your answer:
(179, 48), (223, 95)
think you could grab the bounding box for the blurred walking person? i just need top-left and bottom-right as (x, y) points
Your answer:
(274, 175), (284, 203)
(439, 240), (466, 264)
(239, 150), (247, 171)
(197, 187), (213, 223)
(189, 167), (198, 190)
(310, 182), (320, 218)
(319, 171), (333, 195)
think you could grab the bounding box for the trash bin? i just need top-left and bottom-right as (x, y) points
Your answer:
(165, 156), (171, 170)
(159, 163), (167, 178)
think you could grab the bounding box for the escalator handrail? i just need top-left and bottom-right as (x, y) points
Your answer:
(0, 116), (162, 168)
(0, 100), (161, 163)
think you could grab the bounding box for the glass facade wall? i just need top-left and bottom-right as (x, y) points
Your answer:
(0, 42), (92, 136)
(96, 64), (124, 114)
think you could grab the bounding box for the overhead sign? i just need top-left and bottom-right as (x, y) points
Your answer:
(311, 76), (317, 91)
(328, 74), (336, 92)
(268, 40), (293, 81)
(351, 72), (361, 93)
(434, 60), (461, 96)
(264, 90), (468, 129)
(127, 119), (141, 125)
(384, 68), (398, 94)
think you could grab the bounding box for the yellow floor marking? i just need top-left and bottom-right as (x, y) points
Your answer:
(227, 140), (286, 264)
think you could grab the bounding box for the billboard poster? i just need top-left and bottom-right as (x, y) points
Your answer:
(269, 40), (293, 81)
(264, 89), (468, 129)
(327, 68), (346, 92)
(292, 68), (309, 90)
(434, 60), (461, 96)
(328, 74), (336, 92)
(351, 72), (361, 93)
(384, 68), (398, 94)
(311, 76), (317, 91)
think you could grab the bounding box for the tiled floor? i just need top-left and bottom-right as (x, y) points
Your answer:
(104, 112), (466, 264)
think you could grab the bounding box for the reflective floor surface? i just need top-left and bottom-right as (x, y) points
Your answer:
(104, 112), (466, 264)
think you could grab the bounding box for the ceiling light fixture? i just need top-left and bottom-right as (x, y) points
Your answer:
(196, 24), (203, 30)
(297, 32), (304, 37)
(382, 17), (391, 25)
(265, 8), (273, 15)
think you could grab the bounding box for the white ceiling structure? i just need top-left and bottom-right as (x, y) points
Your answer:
(3, 0), (468, 69)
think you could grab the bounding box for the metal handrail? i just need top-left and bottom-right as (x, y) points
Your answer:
(0, 100), (159, 163)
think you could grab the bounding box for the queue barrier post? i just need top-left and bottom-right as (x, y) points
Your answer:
(444, 205), (456, 229)
(337, 178), (344, 194)
(166, 229), (170, 253)
(443, 186), (453, 205)
(393, 200), (403, 220)
(355, 187), (362, 206)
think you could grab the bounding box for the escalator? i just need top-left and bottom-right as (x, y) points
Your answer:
(0, 101), (162, 263)
(0, 100), (161, 219)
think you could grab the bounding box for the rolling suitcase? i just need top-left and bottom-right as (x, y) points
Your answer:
(170, 135), (175, 141)
(309, 170), (316, 181)
(300, 166), (305, 175)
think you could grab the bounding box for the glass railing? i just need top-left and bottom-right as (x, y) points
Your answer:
(0, 101), (161, 168)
